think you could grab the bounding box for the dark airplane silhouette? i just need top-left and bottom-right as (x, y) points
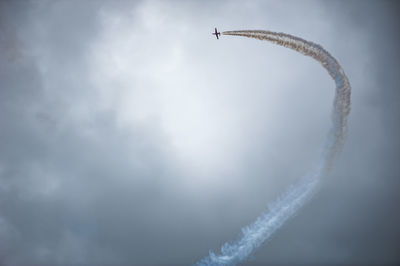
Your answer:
(212, 28), (221, 39)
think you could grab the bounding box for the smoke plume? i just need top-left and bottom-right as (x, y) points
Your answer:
(196, 30), (351, 266)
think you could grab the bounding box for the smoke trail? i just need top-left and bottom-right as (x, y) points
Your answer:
(196, 30), (351, 266)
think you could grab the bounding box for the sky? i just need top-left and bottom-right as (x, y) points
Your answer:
(0, 0), (399, 265)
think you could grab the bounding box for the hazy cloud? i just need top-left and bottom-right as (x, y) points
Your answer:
(0, 0), (399, 265)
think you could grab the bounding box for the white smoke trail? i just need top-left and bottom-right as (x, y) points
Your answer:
(196, 30), (351, 266)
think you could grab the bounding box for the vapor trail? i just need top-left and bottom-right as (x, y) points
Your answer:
(196, 30), (351, 266)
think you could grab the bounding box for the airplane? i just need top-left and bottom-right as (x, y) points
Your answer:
(212, 27), (221, 39)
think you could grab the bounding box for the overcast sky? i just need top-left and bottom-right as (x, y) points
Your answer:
(0, 0), (399, 265)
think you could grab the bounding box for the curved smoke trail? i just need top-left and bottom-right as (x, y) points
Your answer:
(196, 30), (351, 266)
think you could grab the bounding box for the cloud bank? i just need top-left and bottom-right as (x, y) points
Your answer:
(0, 1), (399, 265)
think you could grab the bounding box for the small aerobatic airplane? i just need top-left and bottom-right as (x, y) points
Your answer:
(212, 27), (221, 39)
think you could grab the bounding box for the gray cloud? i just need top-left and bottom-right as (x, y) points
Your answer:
(0, 0), (399, 265)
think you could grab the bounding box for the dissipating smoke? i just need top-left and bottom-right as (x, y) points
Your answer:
(196, 30), (351, 266)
